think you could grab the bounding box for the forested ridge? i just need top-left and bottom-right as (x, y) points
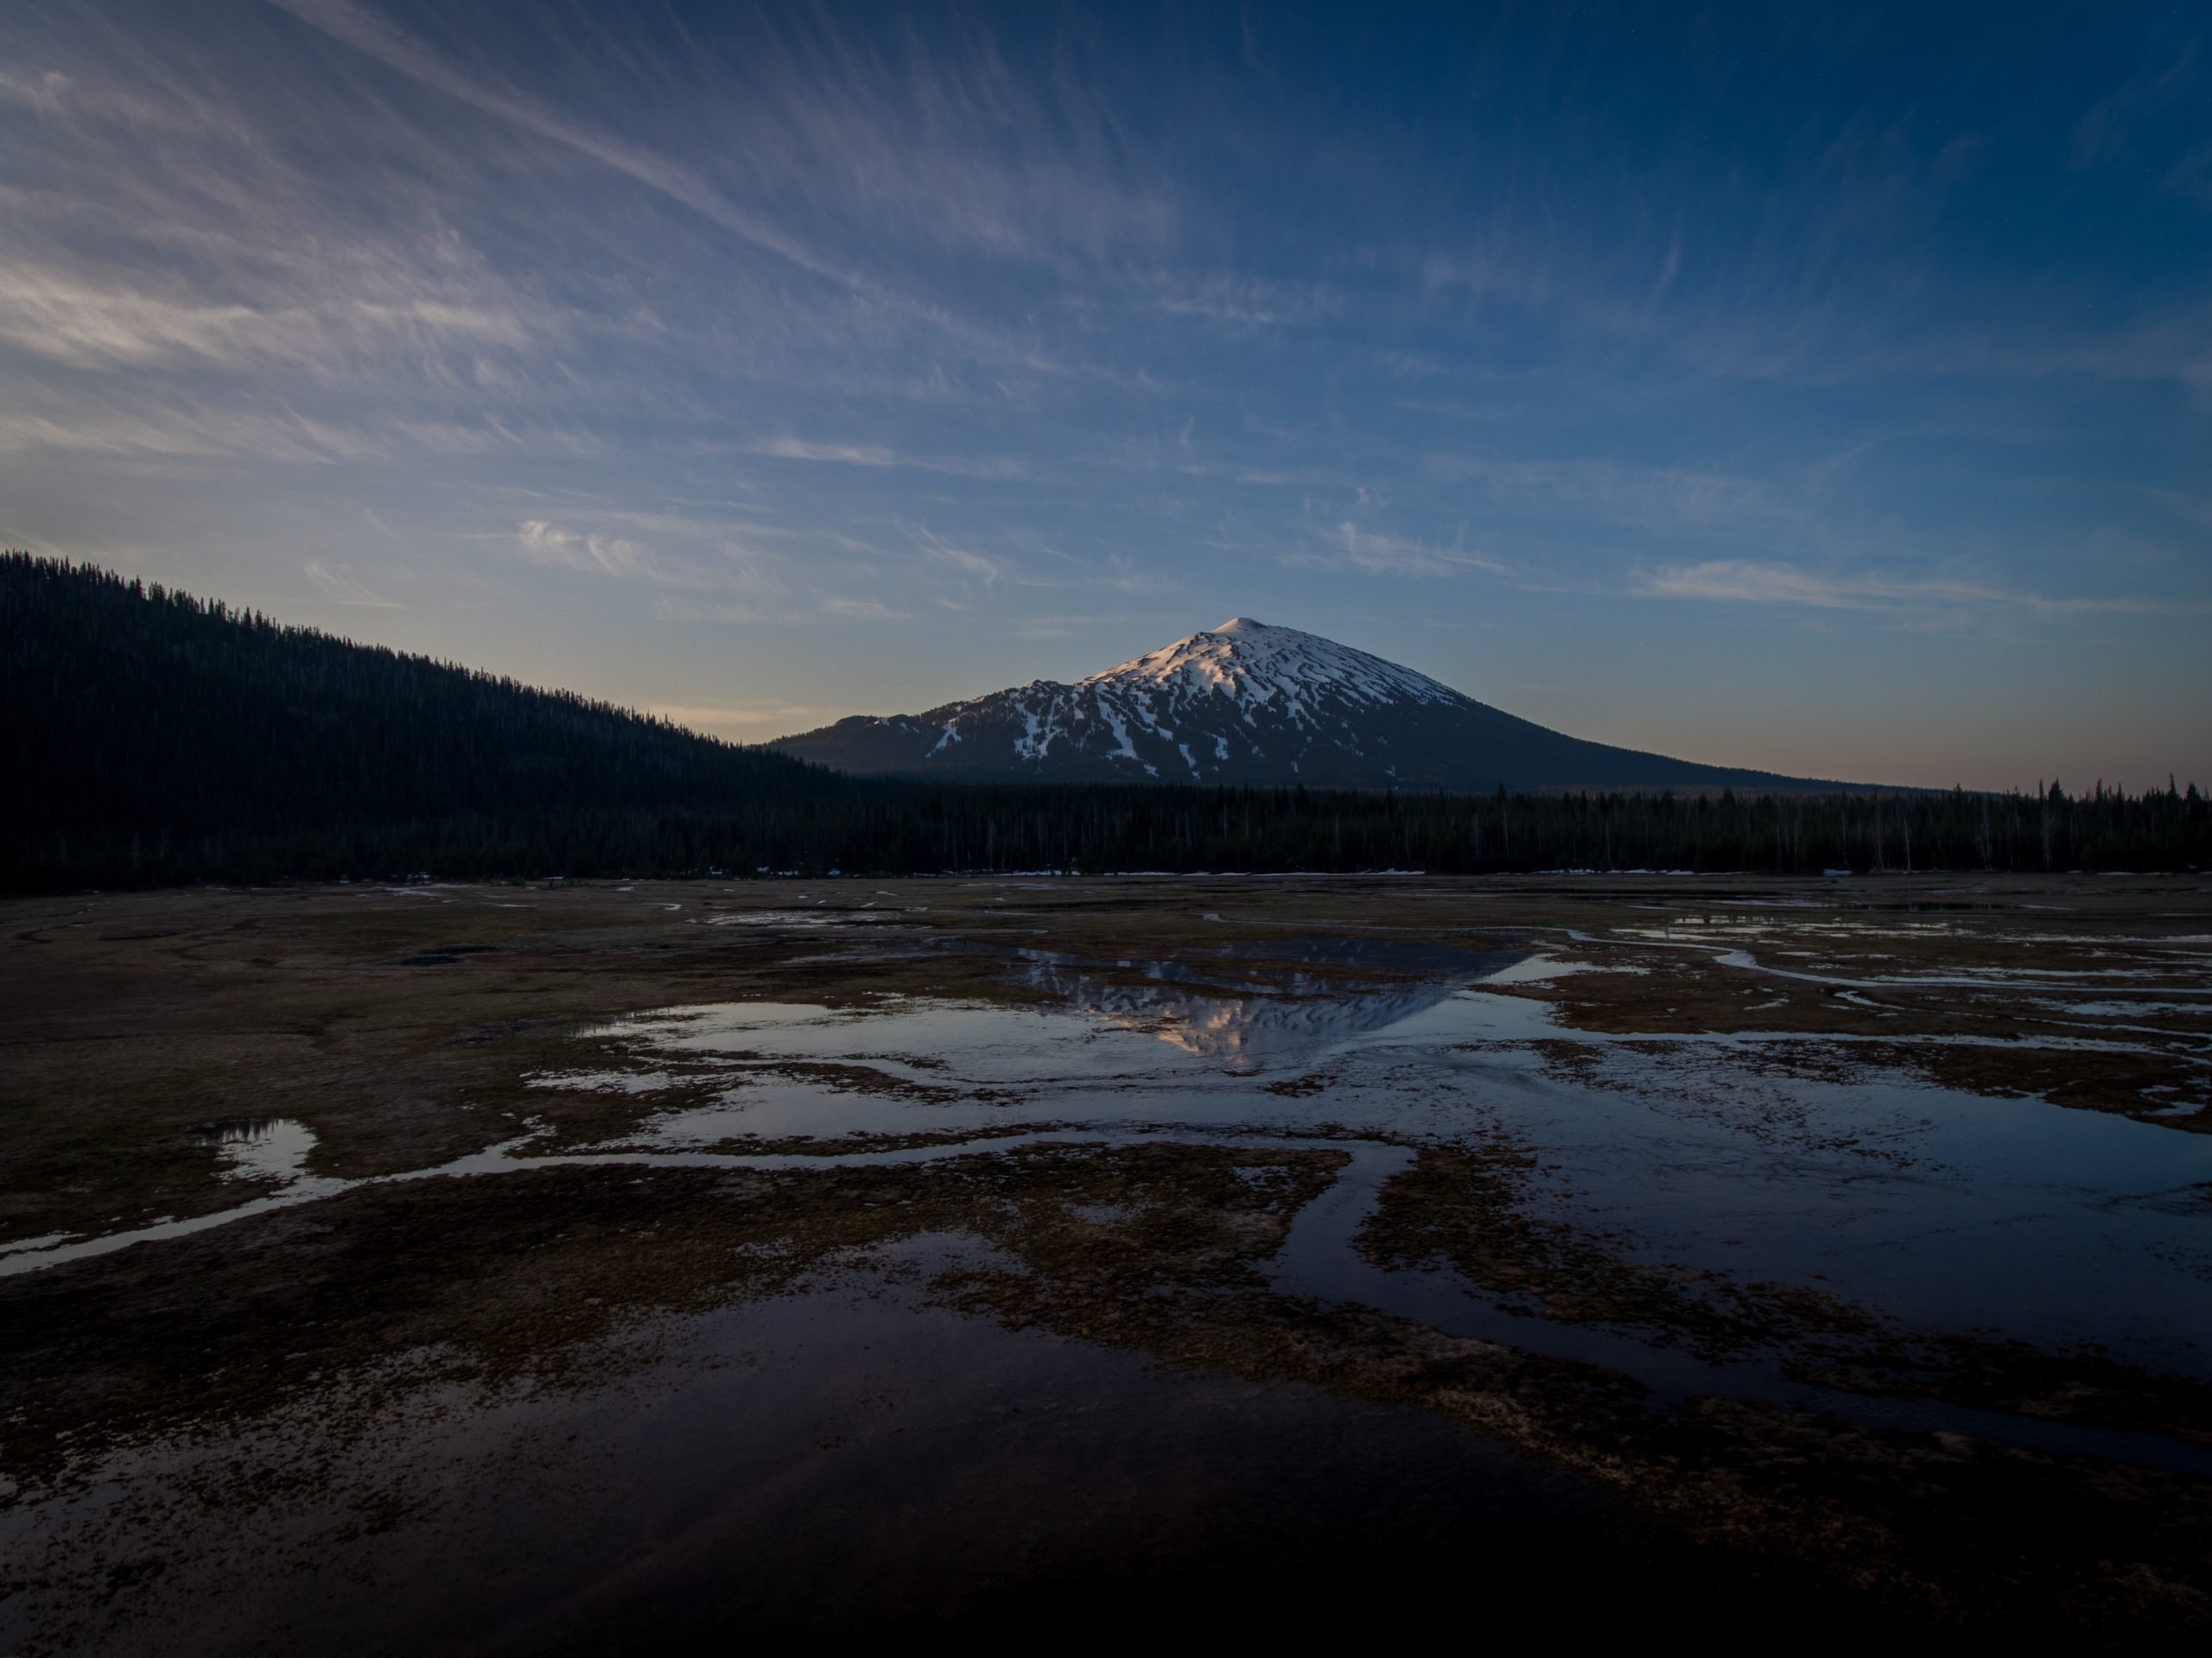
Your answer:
(7, 554), (2206, 889)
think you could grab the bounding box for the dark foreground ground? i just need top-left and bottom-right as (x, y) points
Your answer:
(3, 873), (2209, 1648)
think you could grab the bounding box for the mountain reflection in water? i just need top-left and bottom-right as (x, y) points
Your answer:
(1015, 938), (1523, 1070)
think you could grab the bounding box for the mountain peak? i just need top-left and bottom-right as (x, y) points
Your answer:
(1080, 619), (1461, 716)
(772, 616), (1827, 794)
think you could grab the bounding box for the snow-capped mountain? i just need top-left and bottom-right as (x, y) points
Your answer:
(771, 617), (1838, 793)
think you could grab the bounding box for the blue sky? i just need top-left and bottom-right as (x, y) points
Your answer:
(3, 1), (2206, 790)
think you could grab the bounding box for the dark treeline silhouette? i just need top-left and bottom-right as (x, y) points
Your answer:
(5, 550), (836, 878)
(8, 554), (2206, 890)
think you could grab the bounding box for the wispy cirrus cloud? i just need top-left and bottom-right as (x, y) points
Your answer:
(903, 522), (1003, 583)
(2152, 490), (2212, 531)
(2069, 35), (2199, 170)
(1147, 272), (1341, 328)
(1637, 559), (2178, 617)
(647, 600), (762, 625)
(302, 561), (399, 607)
(268, 0), (1065, 374)
(266, 0), (853, 291)
(0, 261), (533, 375)
(820, 596), (906, 619)
(0, 264), (264, 371)
(1425, 454), (1802, 542)
(755, 436), (1033, 480)
(508, 514), (798, 596)
(1332, 522), (1510, 580)
(0, 397), (388, 461)
(513, 519), (651, 580)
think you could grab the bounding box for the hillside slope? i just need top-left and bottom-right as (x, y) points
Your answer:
(2, 554), (832, 873)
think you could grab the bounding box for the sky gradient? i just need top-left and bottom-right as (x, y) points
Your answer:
(3, 1), (2207, 791)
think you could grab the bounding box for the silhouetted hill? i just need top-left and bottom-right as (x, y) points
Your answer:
(2, 553), (834, 884)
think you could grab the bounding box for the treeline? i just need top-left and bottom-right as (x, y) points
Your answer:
(21, 782), (2181, 890)
(5, 554), (2205, 889)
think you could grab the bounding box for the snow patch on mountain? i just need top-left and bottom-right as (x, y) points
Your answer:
(1083, 617), (1461, 719)
(909, 617), (1471, 775)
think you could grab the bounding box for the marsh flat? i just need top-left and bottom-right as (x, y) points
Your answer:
(4, 874), (2209, 1644)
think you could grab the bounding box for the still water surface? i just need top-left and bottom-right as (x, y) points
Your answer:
(12, 938), (2210, 1464)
